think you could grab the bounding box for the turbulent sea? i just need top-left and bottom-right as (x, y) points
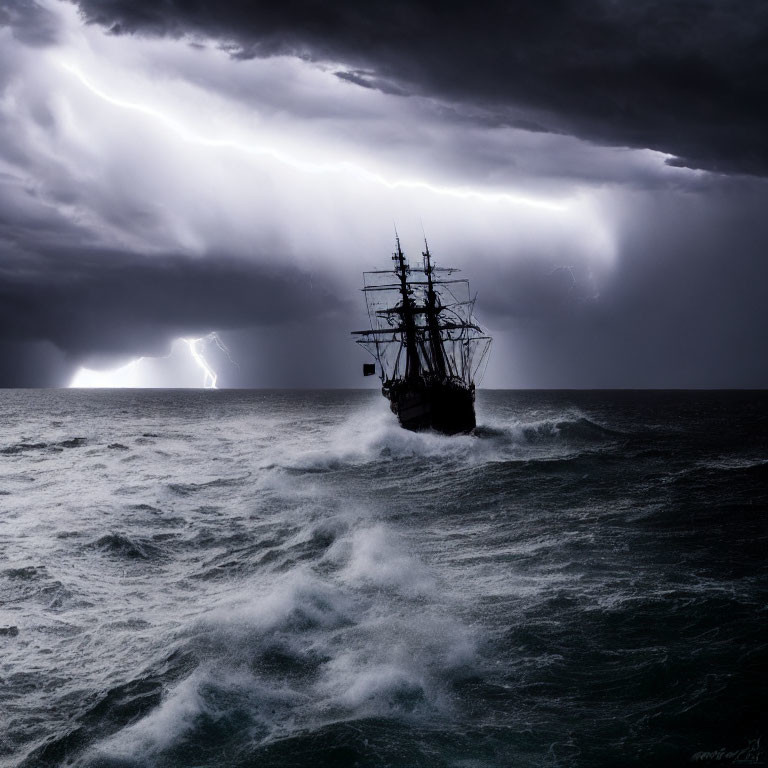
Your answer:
(1, 390), (766, 768)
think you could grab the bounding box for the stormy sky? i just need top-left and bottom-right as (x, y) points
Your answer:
(1, 0), (767, 387)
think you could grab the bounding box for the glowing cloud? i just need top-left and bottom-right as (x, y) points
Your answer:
(57, 60), (569, 212)
(69, 358), (147, 388)
(69, 333), (235, 388)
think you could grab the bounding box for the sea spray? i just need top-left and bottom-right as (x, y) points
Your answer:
(2, 389), (765, 767)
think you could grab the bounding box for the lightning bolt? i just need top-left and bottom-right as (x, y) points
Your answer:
(183, 332), (235, 388)
(210, 332), (239, 369)
(58, 61), (569, 212)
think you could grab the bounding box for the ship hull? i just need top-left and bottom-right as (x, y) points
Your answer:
(384, 379), (476, 434)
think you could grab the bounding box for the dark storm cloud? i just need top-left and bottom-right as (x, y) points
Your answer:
(0, 245), (349, 385)
(0, 150), (352, 386)
(74, 0), (768, 176)
(0, 168), (349, 386)
(333, 70), (408, 97)
(1, 0), (767, 389)
(1, 248), (341, 345)
(472, 177), (768, 387)
(0, 0), (60, 46)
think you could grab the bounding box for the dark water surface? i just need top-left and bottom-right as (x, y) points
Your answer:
(1, 390), (766, 767)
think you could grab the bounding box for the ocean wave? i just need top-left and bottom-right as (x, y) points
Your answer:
(6, 390), (764, 768)
(3, 565), (46, 580)
(329, 524), (438, 598)
(669, 456), (768, 492)
(79, 522), (478, 766)
(23, 649), (195, 768)
(0, 441), (48, 455)
(1, 436), (90, 456)
(698, 456), (768, 475)
(278, 407), (621, 475)
(87, 533), (160, 560)
(59, 437), (88, 448)
(167, 473), (252, 496)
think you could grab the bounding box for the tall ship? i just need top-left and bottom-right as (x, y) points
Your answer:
(352, 236), (492, 434)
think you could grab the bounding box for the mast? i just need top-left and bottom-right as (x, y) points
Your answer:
(352, 235), (492, 389)
(422, 238), (448, 379)
(393, 234), (421, 380)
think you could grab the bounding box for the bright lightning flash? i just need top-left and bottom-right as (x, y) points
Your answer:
(183, 332), (235, 388)
(58, 61), (569, 212)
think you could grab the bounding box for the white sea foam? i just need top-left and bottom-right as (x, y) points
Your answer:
(321, 658), (428, 712)
(202, 568), (354, 642)
(335, 524), (437, 598)
(90, 667), (305, 763)
(83, 517), (480, 763)
(280, 404), (598, 473)
(2, 390), (760, 767)
(91, 671), (208, 760)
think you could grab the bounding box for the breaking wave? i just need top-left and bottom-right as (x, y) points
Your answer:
(281, 406), (623, 474)
(4, 389), (765, 768)
(76, 521), (478, 767)
(87, 533), (160, 561)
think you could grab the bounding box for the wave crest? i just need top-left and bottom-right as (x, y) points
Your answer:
(83, 521), (478, 766)
(280, 406), (621, 473)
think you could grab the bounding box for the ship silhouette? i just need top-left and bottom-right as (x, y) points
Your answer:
(353, 235), (492, 434)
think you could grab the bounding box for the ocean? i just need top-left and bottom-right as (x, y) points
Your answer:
(1, 389), (766, 767)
